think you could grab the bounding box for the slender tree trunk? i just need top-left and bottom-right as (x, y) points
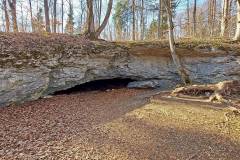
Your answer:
(221, 0), (230, 37)
(61, 0), (64, 33)
(8, 0), (18, 32)
(20, 2), (24, 31)
(187, 0), (190, 36)
(3, 0), (10, 32)
(160, 0), (164, 37)
(140, 0), (144, 40)
(193, 0), (197, 36)
(53, 0), (57, 33)
(44, 0), (51, 32)
(234, 0), (240, 40)
(157, 0), (161, 39)
(163, 0), (191, 84)
(29, 0), (34, 32)
(97, 0), (102, 26)
(212, 0), (216, 36)
(136, 2), (139, 40)
(79, 0), (84, 32)
(95, 0), (113, 38)
(132, 0), (136, 41)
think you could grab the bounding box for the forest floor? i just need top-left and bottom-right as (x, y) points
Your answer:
(1, 88), (240, 160)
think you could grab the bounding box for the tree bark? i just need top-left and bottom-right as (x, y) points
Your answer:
(187, 0), (190, 36)
(220, 0), (230, 37)
(29, 0), (34, 32)
(140, 0), (144, 40)
(44, 0), (51, 32)
(61, 0), (64, 33)
(3, 0), (10, 32)
(53, 0), (57, 33)
(157, 0), (161, 39)
(20, 2), (24, 31)
(95, 0), (113, 38)
(208, 0), (216, 37)
(8, 0), (18, 32)
(85, 0), (95, 39)
(234, 0), (240, 40)
(163, 0), (191, 84)
(132, 0), (136, 41)
(193, 0), (197, 36)
(97, 0), (102, 26)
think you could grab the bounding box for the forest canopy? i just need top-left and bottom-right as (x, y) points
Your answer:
(0, 0), (240, 41)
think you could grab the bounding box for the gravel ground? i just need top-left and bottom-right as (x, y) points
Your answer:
(0, 88), (240, 160)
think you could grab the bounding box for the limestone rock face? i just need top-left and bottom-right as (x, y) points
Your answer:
(0, 34), (240, 106)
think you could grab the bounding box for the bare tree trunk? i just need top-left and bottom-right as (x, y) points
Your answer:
(20, 2), (24, 31)
(95, 0), (113, 38)
(29, 0), (34, 32)
(160, 0), (164, 37)
(132, 0), (136, 41)
(193, 0), (197, 36)
(79, 0), (84, 32)
(44, 0), (51, 32)
(221, 0), (230, 37)
(85, 0), (95, 39)
(3, 0), (10, 32)
(212, 0), (216, 36)
(234, 0), (240, 40)
(97, 0), (102, 26)
(61, 0), (63, 33)
(8, 0), (18, 32)
(187, 0), (190, 36)
(53, 0), (57, 33)
(157, 0), (161, 39)
(163, 0), (191, 84)
(140, 0), (144, 40)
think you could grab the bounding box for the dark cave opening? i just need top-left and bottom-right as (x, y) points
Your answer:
(53, 78), (135, 95)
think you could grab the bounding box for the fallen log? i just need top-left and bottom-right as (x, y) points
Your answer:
(171, 80), (240, 103)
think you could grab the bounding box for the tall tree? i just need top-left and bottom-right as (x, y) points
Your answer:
(208, 0), (216, 37)
(113, 0), (128, 40)
(3, 0), (10, 32)
(157, 0), (161, 39)
(234, 0), (240, 40)
(85, 0), (113, 39)
(193, 0), (197, 36)
(20, 1), (24, 31)
(220, 0), (230, 37)
(132, 0), (136, 40)
(8, 0), (18, 32)
(53, 0), (57, 33)
(44, 0), (51, 32)
(95, 0), (113, 37)
(85, 0), (95, 39)
(65, 0), (74, 34)
(96, 0), (102, 27)
(140, 0), (144, 40)
(29, 0), (34, 32)
(163, 0), (190, 84)
(186, 0), (190, 36)
(61, 0), (64, 33)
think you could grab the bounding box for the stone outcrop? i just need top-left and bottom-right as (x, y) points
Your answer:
(0, 34), (240, 106)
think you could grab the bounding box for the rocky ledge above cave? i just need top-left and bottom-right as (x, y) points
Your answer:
(0, 33), (240, 106)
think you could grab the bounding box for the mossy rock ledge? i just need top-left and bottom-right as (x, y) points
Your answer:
(0, 33), (240, 106)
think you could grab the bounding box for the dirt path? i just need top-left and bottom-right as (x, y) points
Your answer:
(0, 89), (240, 160)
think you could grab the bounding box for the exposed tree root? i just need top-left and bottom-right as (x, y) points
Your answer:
(171, 80), (240, 105)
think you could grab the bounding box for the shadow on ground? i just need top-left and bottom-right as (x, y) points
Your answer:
(0, 89), (240, 159)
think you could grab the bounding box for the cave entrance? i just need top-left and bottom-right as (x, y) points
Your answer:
(53, 78), (135, 95)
